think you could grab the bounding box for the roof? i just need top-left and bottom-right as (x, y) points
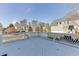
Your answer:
(51, 9), (79, 26)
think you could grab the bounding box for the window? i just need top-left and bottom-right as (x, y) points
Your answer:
(68, 25), (74, 31)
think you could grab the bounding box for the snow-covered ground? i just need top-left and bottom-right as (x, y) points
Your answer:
(1, 32), (48, 43)
(0, 36), (79, 56)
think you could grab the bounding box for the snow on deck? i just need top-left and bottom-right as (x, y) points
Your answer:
(0, 37), (79, 56)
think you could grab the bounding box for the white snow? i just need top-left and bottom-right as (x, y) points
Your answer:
(0, 37), (79, 56)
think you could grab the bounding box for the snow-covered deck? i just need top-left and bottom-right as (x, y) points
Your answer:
(0, 37), (79, 56)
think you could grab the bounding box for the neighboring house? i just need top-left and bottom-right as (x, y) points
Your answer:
(20, 19), (27, 32)
(51, 9), (79, 34)
(31, 20), (51, 32)
(15, 22), (21, 32)
(51, 19), (66, 33)
(3, 24), (15, 33)
(31, 20), (38, 32)
(15, 19), (28, 32)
